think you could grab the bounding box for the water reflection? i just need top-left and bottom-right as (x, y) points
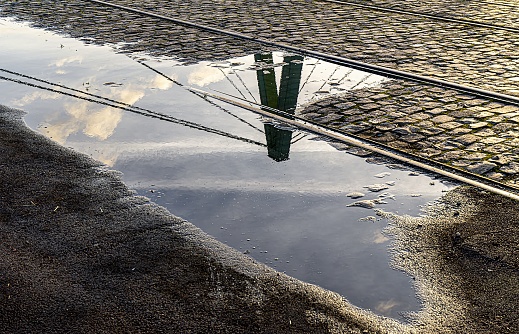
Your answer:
(255, 53), (303, 161)
(0, 18), (456, 321)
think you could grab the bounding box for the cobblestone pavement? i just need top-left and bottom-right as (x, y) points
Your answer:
(350, 0), (519, 29)
(4, 0), (519, 96)
(105, 0), (519, 96)
(0, 0), (271, 62)
(3, 0), (519, 95)
(299, 80), (519, 184)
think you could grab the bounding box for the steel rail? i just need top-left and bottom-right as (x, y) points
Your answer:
(87, 0), (519, 109)
(200, 88), (519, 201)
(319, 0), (519, 34)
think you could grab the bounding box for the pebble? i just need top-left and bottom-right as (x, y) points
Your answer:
(347, 200), (377, 209)
(363, 184), (390, 192)
(346, 192), (365, 199)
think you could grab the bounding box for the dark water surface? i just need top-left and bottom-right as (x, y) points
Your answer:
(0, 18), (456, 320)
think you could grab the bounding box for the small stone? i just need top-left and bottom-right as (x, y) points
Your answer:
(374, 172), (391, 178)
(347, 200), (376, 209)
(455, 134), (479, 145)
(363, 183), (390, 192)
(346, 192), (365, 199)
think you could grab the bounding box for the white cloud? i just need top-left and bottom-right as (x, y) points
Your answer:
(187, 65), (225, 87)
(11, 91), (61, 107)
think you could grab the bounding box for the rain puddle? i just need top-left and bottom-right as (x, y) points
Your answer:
(0, 18), (456, 321)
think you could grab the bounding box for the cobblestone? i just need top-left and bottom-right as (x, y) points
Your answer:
(352, 0), (519, 29)
(298, 79), (519, 184)
(3, 0), (519, 96)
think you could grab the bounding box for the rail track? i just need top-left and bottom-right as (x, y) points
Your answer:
(88, 0), (519, 108)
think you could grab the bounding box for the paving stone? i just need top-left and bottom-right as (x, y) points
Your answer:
(427, 108), (445, 115)
(486, 144), (512, 154)
(375, 133), (397, 143)
(489, 155), (513, 165)
(419, 148), (442, 157)
(487, 172), (505, 180)
(493, 123), (516, 132)
(431, 115), (455, 123)
(459, 118), (478, 125)
(500, 130), (519, 138)
(508, 139), (519, 147)
(449, 128), (472, 135)
(463, 152), (487, 160)
(334, 102), (356, 110)
(455, 134), (479, 146)
(339, 124), (371, 133)
(500, 162), (519, 174)
(475, 128), (496, 137)
(480, 137), (506, 144)
(491, 106), (519, 114)
(466, 162), (497, 174)
(465, 142), (488, 152)
(486, 116), (505, 124)
(468, 122), (489, 129)
(438, 121), (463, 130)
(401, 133), (425, 143)
(474, 111), (494, 118)
(375, 123), (396, 131)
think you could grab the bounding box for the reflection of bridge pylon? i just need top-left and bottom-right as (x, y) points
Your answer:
(255, 53), (303, 162)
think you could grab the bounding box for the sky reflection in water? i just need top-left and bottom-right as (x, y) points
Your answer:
(0, 18), (456, 321)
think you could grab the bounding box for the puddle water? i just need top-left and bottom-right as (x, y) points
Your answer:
(0, 18), (456, 321)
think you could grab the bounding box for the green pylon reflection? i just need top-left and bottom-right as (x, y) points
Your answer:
(255, 53), (303, 162)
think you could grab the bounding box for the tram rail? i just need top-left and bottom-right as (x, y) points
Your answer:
(88, 0), (519, 108)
